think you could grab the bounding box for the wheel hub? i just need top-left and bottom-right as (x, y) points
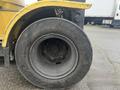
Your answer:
(42, 38), (68, 64)
(29, 33), (78, 79)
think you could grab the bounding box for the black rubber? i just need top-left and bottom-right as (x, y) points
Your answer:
(63, 0), (85, 28)
(63, 8), (85, 28)
(15, 18), (92, 89)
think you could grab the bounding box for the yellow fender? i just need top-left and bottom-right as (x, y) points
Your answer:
(2, 0), (92, 47)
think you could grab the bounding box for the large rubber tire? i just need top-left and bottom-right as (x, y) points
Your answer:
(63, 0), (85, 28)
(15, 18), (92, 89)
(63, 8), (85, 28)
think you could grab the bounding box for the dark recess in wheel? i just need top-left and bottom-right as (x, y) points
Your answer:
(15, 18), (92, 89)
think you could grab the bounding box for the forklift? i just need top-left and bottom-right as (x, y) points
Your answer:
(0, 0), (92, 89)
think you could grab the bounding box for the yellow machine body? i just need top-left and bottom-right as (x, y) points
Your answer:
(0, 0), (24, 11)
(0, 0), (24, 40)
(0, 0), (91, 47)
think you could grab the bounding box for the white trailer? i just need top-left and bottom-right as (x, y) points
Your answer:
(85, 0), (120, 27)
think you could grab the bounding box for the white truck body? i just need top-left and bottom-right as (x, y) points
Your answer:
(25, 0), (37, 5)
(115, 0), (120, 20)
(85, 0), (120, 27)
(85, 0), (116, 18)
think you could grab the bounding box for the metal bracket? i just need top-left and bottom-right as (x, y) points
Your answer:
(0, 46), (10, 67)
(3, 47), (10, 67)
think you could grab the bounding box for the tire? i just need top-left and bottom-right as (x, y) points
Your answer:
(63, 8), (85, 28)
(63, 0), (85, 28)
(15, 18), (92, 89)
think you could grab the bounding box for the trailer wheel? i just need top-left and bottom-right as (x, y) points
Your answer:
(15, 18), (92, 89)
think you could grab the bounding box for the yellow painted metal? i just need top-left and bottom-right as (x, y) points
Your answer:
(0, 11), (16, 40)
(0, 0), (24, 11)
(0, 0), (24, 40)
(0, 0), (92, 47)
(1, 0), (25, 6)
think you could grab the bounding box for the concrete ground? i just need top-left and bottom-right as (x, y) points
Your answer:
(0, 25), (120, 90)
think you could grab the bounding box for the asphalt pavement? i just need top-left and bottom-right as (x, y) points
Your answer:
(0, 25), (120, 90)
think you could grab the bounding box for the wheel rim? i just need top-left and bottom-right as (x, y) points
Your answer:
(29, 33), (78, 79)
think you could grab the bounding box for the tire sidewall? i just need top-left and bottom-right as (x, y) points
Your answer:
(15, 18), (92, 88)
